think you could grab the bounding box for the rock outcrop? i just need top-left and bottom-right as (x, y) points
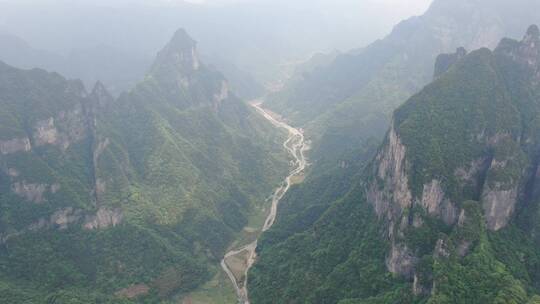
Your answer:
(420, 180), (457, 225)
(433, 47), (467, 78)
(50, 208), (83, 230)
(368, 124), (412, 221)
(0, 137), (31, 155)
(83, 208), (123, 230)
(11, 181), (48, 203)
(368, 124), (415, 277)
(150, 28), (201, 78)
(148, 28), (231, 111)
(482, 183), (519, 231)
(366, 25), (540, 289)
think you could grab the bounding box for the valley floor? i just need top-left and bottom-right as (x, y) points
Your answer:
(182, 101), (308, 304)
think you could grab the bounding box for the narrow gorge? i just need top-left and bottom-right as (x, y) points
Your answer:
(221, 101), (308, 304)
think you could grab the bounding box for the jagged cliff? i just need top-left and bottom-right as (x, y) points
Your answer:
(266, 0), (540, 173)
(0, 29), (287, 303)
(368, 25), (540, 293)
(249, 26), (540, 304)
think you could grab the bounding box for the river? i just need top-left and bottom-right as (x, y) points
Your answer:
(220, 101), (308, 304)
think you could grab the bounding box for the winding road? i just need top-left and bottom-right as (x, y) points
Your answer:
(220, 101), (308, 304)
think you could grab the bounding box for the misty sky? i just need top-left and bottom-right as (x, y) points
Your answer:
(182, 0), (433, 16)
(0, 0), (435, 84)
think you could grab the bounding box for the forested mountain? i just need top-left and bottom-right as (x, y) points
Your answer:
(0, 29), (287, 303)
(6, 1), (540, 304)
(266, 0), (540, 167)
(250, 25), (540, 304)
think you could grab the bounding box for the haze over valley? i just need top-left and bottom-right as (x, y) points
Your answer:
(2, 1), (540, 304)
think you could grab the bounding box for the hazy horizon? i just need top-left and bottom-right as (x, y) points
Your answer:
(3, 1), (540, 304)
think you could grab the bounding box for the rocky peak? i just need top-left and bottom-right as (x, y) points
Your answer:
(524, 24), (540, 43)
(168, 28), (197, 52)
(366, 26), (540, 283)
(521, 25), (540, 71)
(89, 81), (114, 108)
(150, 28), (200, 78)
(520, 24), (540, 57)
(434, 47), (468, 79)
(497, 25), (540, 80)
(144, 28), (231, 111)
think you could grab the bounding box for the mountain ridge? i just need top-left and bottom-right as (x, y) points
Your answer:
(265, 0), (540, 171)
(0, 28), (288, 303)
(249, 25), (540, 304)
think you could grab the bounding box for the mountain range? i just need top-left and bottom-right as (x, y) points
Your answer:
(4, 1), (540, 303)
(0, 29), (287, 303)
(266, 0), (540, 169)
(249, 24), (540, 304)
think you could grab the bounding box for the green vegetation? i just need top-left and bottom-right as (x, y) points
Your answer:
(250, 28), (540, 303)
(249, 186), (403, 304)
(0, 29), (287, 302)
(266, 0), (540, 178)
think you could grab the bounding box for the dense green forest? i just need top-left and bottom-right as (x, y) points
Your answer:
(0, 29), (287, 302)
(4, 1), (540, 304)
(249, 26), (540, 304)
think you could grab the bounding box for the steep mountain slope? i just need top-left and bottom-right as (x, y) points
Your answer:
(0, 29), (287, 303)
(250, 26), (540, 304)
(267, 0), (540, 167)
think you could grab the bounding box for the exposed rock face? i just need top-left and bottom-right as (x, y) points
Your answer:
(91, 81), (114, 108)
(518, 25), (540, 72)
(457, 240), (472, 257)
(191, 47), (200, 71)
(0, 137), (31, 154)
(96, 178), (106, 195)
(50, 208), (82, 230)
(115, 284), (150, 299)
(368, 123), (454, 276)
(7, 168), (20, 177)
(455, 157), (490, 185)
(5, 206), (120, 239)
(32, 106), (87, 150)
(498, 25), (540, 83)
(434, 47), (467, 78)
(479, 134), (524, 231)
(94, 138), (110, 160)
(1, 205), (120, 244)
(91, 136), (110, 204)
(33, 117), (59, 146)
(83, 208), (123, 230)
(386, 242), (415, 277)
(11, 181), (47, 203)
(0, 75), (123, 235)
(433, 238), (451, 259)
(365, 27), (540, 291)
(369, 124), (412, 220)
(151, 28), (201, 77)
(367, 124), (416, 277)
(214, 80), (229, 106)
(10, 181), (64, 204)
(482, 184), (518, 231)
(147, 28), (231, 112)
(413, 274), (428, 296)
(420, 180), (445, 214)
(212, 80), (230, 111)
(421, 180), (458, 225)
(50, 183), (61, 194)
